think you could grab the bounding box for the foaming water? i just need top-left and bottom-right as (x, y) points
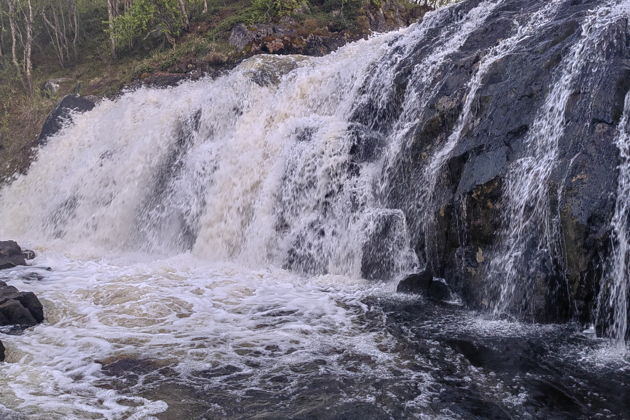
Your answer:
(0, 30), (421, 279)
(0, 254), (407, 418)
(1, 254), (627, 419)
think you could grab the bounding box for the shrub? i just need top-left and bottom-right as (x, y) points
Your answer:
(109, 0), (186, 50)
(252, 0), (309, 20)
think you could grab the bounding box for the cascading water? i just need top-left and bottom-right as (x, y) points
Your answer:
(597, 91), (630, 346)
(0, 0), (629, 418)
(486, 0), (629, 320)
(410, 0), (563, 267)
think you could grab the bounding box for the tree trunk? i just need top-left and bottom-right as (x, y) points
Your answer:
(72, 0), (79, 58)
(178, 0), (189, 27)
(106, 0), (117, 59)
(7, 0), (21, 78)
(23, 0), (34, 93)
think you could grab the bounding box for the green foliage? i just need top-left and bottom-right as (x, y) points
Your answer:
(109, 0), (186, 50)
(252, 0), (309, 20)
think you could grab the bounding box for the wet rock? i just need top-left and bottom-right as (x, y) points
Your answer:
(0, 281), (44, 327)
(21, 250), (35, 260)
(38, 95), (97, 144)
(398, 270), (452, 302)
(241, 55), (307, 87)
(361, 210), (410, 280)
(371, 0), (630, 323)
(348, 124), (386, 164)
(397, 269), (433, 294)
(429, 278), (452, 301)
(0, 241), (27, 270)
(0, 340), (4, 361)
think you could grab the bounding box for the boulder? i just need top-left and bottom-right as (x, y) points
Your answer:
(0, 241), (27, 270)
(428, 278), (452, 302)
(21, 249), (36, 260)
(397, 269), (433, 294)
(397, 269), (453, 302)
(41, 77), (73, 97)
(0, 281), (44, 327)
(0, 280), (44, 358)
(38, 95), (97, 144)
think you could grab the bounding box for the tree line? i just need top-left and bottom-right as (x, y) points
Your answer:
(0, 0), (210, 93)
(0, 0), (453, 95)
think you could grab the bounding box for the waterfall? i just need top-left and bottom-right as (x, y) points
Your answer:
(0, 1), (501, 281)
(0, 0), (628, 338)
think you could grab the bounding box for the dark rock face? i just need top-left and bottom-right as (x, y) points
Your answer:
(0, 241), (27, 270)
(38, 95), (97, 144)
(351, 0), (629, 324)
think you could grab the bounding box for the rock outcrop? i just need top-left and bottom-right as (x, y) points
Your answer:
(0, 280), (45, 362)
(358, 0), (630, 324)
(0, 241), (28, 270)
(38, 95), (97, 144)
